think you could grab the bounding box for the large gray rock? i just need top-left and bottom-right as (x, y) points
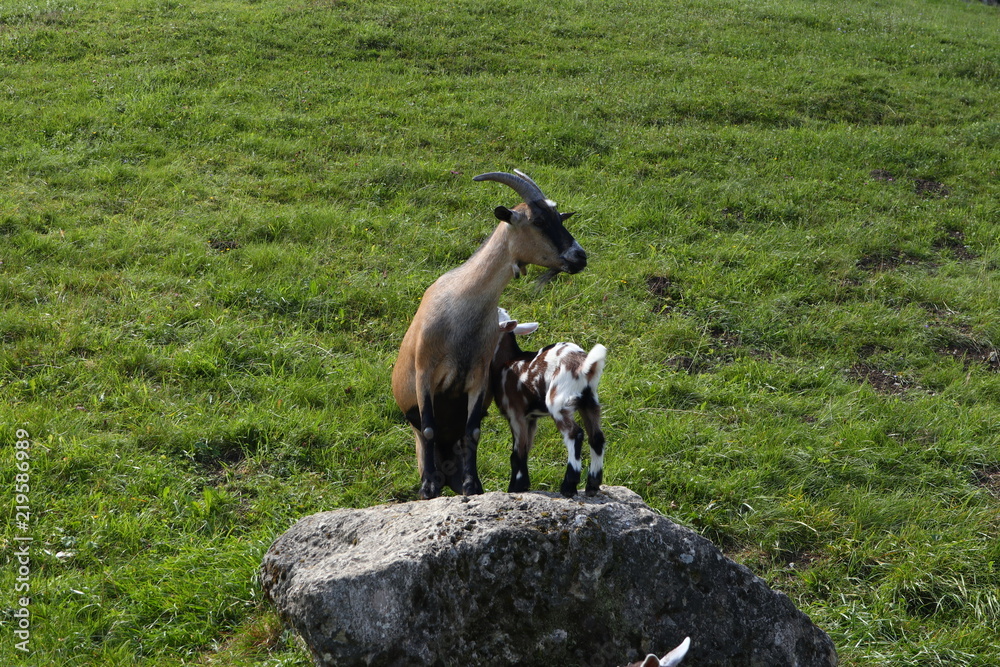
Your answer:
(261, 486), (837, 667)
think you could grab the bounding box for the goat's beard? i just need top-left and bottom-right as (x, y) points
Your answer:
(535, 267), (562, 289)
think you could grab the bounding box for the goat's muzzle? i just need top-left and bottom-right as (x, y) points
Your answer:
(560, 241), (587, 274)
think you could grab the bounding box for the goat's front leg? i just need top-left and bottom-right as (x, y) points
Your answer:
(416, 391), (443, 500)
(555, 410), (584, 497)
(508, 417), (537, 493)
(460, 391), (487, 496)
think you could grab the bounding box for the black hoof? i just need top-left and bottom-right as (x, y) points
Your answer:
(419, 479), (442, 500)
(561, 464), (581, 497)
(560, 479), (578, 498)
(585, 471), (602, 496)
(462, 476), (484, 496)
(508, 474), (530, 493)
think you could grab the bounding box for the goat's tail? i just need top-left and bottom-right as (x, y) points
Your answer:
(582, 344), (607, 386)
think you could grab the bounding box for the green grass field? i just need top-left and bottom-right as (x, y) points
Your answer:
(2, 0), (999, 664)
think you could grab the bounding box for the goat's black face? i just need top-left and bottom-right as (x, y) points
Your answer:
(496, 201), (587, 275)
(529, 201), (587, 274)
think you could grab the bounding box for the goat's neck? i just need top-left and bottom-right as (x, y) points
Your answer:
(452, 222), (518, 301)
(493, 332), (525, 367)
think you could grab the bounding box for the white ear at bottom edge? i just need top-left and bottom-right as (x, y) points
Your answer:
(513, 322), (539, 335)
(660, 637), (691, 667)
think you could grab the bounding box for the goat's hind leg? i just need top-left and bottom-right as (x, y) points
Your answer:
(412, 391), (443, 500)
(579, 399), (605, 496)
(555, 410), (584, 497)
(414, 428), (443, 500)
(459, 391), (487, 496)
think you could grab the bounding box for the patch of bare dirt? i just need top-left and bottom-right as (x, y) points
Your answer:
(646, 275), (683, 314)
(664, 355), (706, 374)
(973, 467), (1000, 498)
(839, 276), (863, 289)
(938, 343), (1000, 372)
(932, 230), (977, 261)
(914, 178), (950, 198)
(720, 207), (746, 222)
(869, 169), (897, 182)
(856, 250), (921, 272)
(868, 169), (950, 198)
(209, 236), (240, 252)
(920, 306), (998, 372)
(857, 344), (886, 359)
(713, 207), (747, 231)
(847, 363), (915, 394)
(711, 330), (742, 348)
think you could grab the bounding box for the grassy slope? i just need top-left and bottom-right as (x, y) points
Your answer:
(1, 0), (999, 664)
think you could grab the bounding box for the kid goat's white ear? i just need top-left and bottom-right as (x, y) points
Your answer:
(512, 322), (539, 335)
(660, 637), (691, 667)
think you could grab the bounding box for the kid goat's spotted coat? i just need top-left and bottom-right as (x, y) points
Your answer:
(491, 308), (607, 497)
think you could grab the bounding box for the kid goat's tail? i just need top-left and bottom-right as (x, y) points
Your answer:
(581, 344), (607, 386)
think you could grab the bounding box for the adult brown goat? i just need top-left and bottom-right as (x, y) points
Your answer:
(391, 170), (587, 499)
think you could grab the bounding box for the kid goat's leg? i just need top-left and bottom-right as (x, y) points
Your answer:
(508, 416), (537, 493)
(579, 398), (605, 496)
(555, 409), (585, 497)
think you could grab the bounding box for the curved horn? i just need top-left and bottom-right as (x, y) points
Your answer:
(473, 171), (547, 204)
(513, 169), (540, 189)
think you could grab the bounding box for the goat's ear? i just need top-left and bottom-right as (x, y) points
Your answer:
(499, 320), (519, 333)
(560, 211), (575, 222)
(513, 322), (539, 335)
(659, 637), (691, 667)
(494, 206), (527, 225)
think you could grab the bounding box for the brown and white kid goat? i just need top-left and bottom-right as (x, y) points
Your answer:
(491, 308), (607, 497)
(391, 171), (587, 500)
